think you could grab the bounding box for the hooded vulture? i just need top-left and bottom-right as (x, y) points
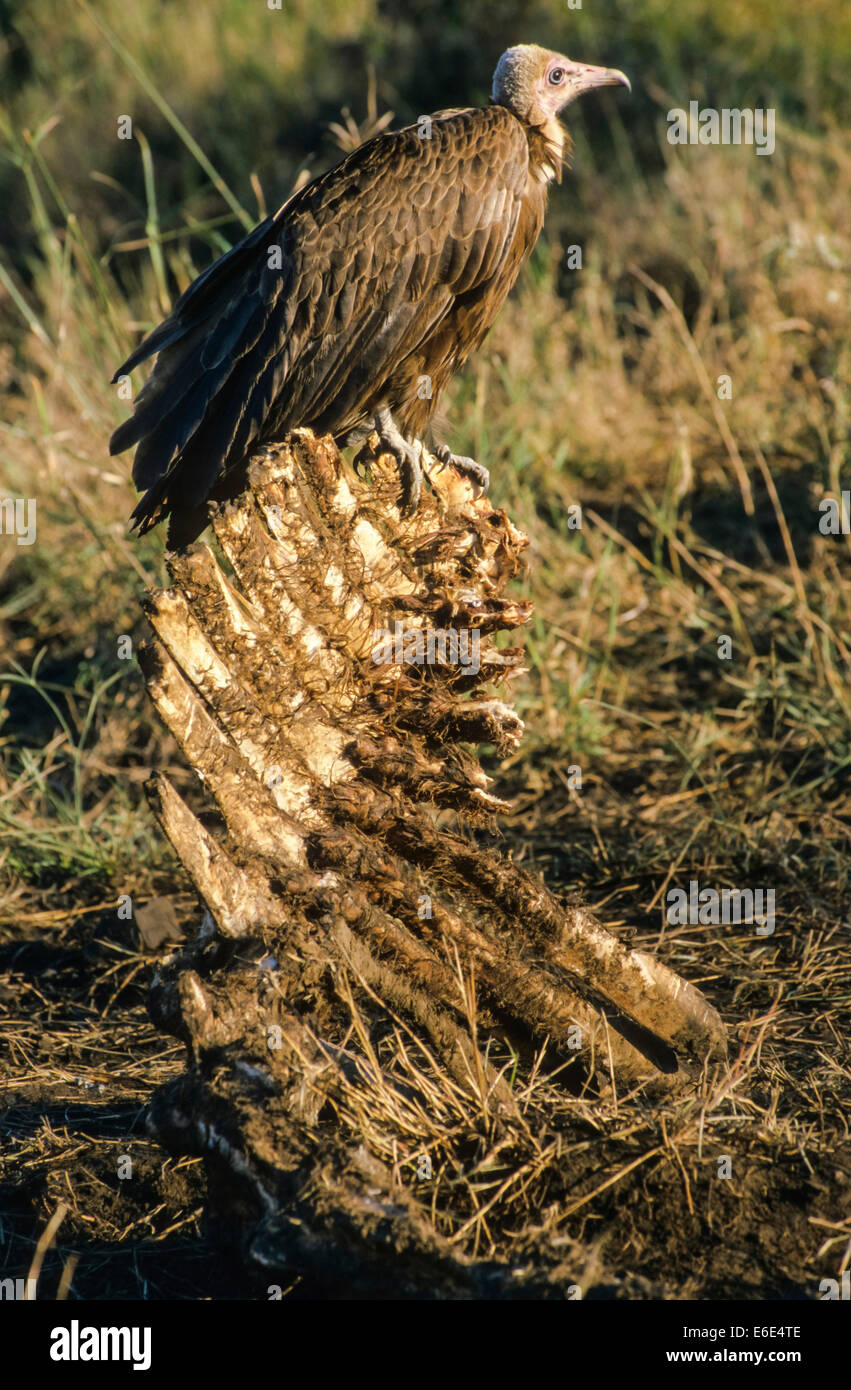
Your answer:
(110, 44), (630, 546)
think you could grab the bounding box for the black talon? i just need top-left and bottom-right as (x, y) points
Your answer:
(434, 444), (490, 498)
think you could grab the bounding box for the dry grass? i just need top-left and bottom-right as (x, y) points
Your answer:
(0, 0), (849, 1299)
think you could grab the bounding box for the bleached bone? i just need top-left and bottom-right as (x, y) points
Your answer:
(141, 430), (725, 1287)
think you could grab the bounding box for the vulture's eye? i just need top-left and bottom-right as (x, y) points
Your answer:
(548, 68), (565, 85)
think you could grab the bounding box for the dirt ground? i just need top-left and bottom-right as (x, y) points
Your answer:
(3, 750), (848, 1300)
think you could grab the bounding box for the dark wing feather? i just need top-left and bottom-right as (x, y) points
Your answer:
(110, 106), (531, 537)
(110, 215), (278, 381)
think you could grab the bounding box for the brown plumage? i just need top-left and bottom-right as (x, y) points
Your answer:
(109, 44), (629, 546)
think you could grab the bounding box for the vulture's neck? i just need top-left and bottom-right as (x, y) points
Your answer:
(528, 117), (571, 185)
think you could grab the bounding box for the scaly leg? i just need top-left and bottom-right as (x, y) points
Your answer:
(372, 406), (424, 515)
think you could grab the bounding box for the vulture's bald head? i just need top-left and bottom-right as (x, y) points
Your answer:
(492, 44), (630, 127)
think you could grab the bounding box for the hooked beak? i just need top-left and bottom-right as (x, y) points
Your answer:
(562, 61), (631, 98)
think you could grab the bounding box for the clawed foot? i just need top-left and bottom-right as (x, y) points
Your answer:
(434, 444), (490, 499)
(373, 406), (422, 515)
